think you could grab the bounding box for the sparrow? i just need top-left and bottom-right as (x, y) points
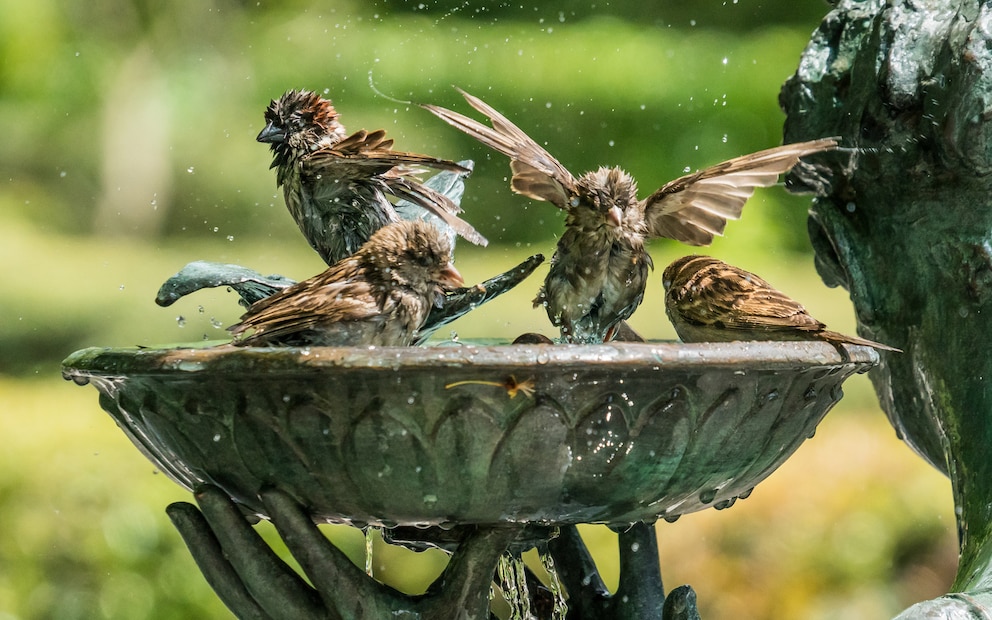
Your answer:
(662, 254), (900, 351)
(421, 88), (838, 343)
(258, 89), (487, 266)
(228, 220), (463, 347)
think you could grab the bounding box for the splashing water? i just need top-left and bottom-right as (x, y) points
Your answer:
(364, 527), (377, 577)
(539, 550), (568, 619)
(496, 553), (531, 619)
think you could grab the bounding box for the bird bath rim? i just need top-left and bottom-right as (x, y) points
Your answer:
(62, 339), (875, 374)
(62, 340), (876, 529)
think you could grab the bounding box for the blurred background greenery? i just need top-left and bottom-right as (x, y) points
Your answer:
(0, 0), (957, 618)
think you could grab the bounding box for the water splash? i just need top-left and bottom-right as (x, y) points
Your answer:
(364, 527), (377, 577)
(496, 553), (531, 619)
(539, 550), (568, 619)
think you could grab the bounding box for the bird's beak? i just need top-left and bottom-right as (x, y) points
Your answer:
(438, 262), (464, 289)
(256, 122), (287, 144)
(606, 206), (623, 227)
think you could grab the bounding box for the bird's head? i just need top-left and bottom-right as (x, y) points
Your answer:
(363, 221), (464, 300)
(661, 254), (718, 295)
(572, 167), (640, 235)
(257, 89), (346, 164)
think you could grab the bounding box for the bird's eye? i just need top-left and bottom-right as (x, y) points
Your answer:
(407, 252), (433, 268)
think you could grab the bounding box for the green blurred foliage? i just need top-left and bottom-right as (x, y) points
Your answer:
(0, 0), (959, 618)
(1, 0), (828, 373)
(2, 0), (819, 244)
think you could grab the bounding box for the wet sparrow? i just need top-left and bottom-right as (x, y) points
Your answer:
(422, 88), (837, 343)
(259, 89), (487, 266)
(662, 255), (900, 351)
(229, 220), (463, 347)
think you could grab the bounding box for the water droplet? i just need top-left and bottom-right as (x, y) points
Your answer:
(176, 316), (186, 327)
(664, 513), (681, 523)
(698, 489), (717, 504)
(496, 554), (532, 619)
(187, 166), (195, 174)
(364, 527), (376, 577)
(539, 550), (568, 618)
(212, 433), (221, 442)
(714, 497), (737, 510)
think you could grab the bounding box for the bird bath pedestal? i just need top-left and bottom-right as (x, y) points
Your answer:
(62, 340), (876, 618)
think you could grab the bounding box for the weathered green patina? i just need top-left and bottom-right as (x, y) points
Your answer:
(62, 341), (874, 618)
(781, 1), (992, 616)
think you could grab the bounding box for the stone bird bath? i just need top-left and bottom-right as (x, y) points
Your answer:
(62, 339), (876, 618)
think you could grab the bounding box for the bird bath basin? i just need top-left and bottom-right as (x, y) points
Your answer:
(61, 340), (876, 529)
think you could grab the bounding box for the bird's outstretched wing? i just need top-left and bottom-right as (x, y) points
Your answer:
(310, 129), (471, 176)
(422, 88), (578, 209)
(643, 138), (839, 246)
(385, 175), (488, 247)
(304, 130), (487, 247)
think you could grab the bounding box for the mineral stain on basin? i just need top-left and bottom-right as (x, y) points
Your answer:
(61, 340), (876, 529)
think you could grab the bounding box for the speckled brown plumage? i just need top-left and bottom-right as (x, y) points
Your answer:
(229, 220), (463, 347)
(423, 88), (837, 342)
(662, 255), (900, 351)
(259, 89), (486, 266)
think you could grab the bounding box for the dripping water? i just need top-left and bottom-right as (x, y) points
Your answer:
(364, 526), (377, 577)
(496, 553), (531, 619)
(539, 550), (568, 619)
